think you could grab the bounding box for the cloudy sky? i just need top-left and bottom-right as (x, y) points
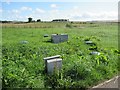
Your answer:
(1, 0), (119, 21)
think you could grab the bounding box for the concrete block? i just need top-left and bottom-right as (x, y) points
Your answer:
(44, 34), (49, 37)
(43, 55), (62, 74)
(85, 41), (96, 46)
(90, 51), (100, 55)
(85, 41), (93, 44)
(20, 40), (29, 44)
(47, 58), (62, 74)
(51, 34), (68, 43)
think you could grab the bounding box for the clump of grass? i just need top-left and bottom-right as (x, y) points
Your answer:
(66, 23), (72, 28)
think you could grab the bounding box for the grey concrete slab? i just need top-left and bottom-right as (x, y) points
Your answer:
(51, 34), (68, 43)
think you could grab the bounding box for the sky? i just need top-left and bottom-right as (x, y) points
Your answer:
(0, 0), (119, 21)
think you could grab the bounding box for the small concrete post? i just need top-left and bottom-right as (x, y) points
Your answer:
(43, 55), (62, 74)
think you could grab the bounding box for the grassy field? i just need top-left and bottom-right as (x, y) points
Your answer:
(2, 22), (119, 89)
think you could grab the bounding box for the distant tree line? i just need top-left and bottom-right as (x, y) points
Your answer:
(0, 21), (13, 23)
(1, 18), (69, 23)
(0, 18), (42, 23)
(28, 17), (41, 23)
(1, 17), (118, 24)
(52, 19), (69, 22)
(0, 21), (27, 24)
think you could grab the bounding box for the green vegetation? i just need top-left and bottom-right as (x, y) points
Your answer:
(2, 22), (119, 89)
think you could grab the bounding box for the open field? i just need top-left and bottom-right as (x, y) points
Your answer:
(2, 22), (119, 89)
